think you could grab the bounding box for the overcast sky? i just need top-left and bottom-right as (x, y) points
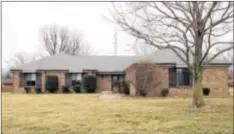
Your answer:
(2, 2), (137, 69)
(2, 2), (233, 71)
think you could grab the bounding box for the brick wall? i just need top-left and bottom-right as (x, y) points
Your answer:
(41, 72), (46, 92)
(2, 76), (13, 92)
(12, 72), (20, 93)
(1, 84), (13, 92)
(169, 66), (230, 97)
(202, 66), (229, 96)
(97, 75), (112, 92)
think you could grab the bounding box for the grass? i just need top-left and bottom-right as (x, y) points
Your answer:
(2, 93), (233, 134)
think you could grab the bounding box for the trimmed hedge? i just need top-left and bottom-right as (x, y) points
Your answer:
(62, 86), (70, 93)
(161, 88), (169, 97)
(35, 88), (42, 94)
(122, 81), (130, 95)
(73, 85), (81, 93)
(83, 75), (97, 93)
(46, 76), (59, 93)
(24, 87), (30, 93)
(203, 88), (210, 96)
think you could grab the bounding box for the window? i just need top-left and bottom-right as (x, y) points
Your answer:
(26, 73), (36, 87)
(111, 75), (124, 89)
(112, 75), (119, 89)
(177, 68), (191, 86)
(169, 68), (191, 87)
(113, 76), (119, 82)
(72, 73), (82, 81)
(27, 73), (36, 81)
(71, 73), (82, 86)
(169, 68), (177, 87)
(119, 76), (124, 82)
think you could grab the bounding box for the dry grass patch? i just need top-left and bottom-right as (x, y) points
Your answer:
(2, 93), (233, 134)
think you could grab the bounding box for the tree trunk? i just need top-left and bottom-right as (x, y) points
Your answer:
(192, 5), (205, 108)
(192, 69), (205, 108)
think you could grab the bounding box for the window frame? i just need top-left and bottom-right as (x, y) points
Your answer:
(169, 67), (192, 87)
(70, 73), (82, 86)
(71, 73), (82, 81)
(111, 75), (124, 89)
(25, 73), (37, 87)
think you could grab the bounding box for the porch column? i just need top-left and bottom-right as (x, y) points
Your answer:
(41, 72), (46, 93)
(13, 72), (20, 93)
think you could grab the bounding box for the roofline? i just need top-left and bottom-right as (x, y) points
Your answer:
(134, 63), (176, 66)
(10, 69), (22, 72)
(206, 63), (232, 66)
(10, 62), (231, 73)
(124, 63), (176, 72)
(97, 72), (124, 75)
(36, 69), (69, 72)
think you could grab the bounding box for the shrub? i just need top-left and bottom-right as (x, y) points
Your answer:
(123, 81), (130, 95)
(73, 85), (81, 93)
(161, 88), (169, 97)
(83, 75), (97, 93)
(135, 62), (166, 97)
(46, 76), (59, 93)
(118, 80), (130, 95)
(139, 90), (147, 96)
(129, 82), (136, 96)
(118, 80), (125, 93)
(203, 88), (210, 96)
(24, 87), (30, 93)
(62, 86), (70, 93)
(35, 88), (42, 94)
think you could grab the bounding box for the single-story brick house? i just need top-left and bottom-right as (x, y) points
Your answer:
(10, 49), (232, 94)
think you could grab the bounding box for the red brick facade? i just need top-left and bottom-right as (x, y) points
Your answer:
(97, 75), (112, 92)
(11, 64), (230, 96)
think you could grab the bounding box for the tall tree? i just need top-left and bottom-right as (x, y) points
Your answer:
(40, 25), (92, 56)
(110, 2), (233, 107)
(3, 52), (43, 80)
(127, 39), (158, 56)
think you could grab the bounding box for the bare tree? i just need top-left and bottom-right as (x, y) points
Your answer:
(2, 68), (11, 81)
(110, 2), (233, 107)
(7, 52), (42, 68)
(113, 31), (118, 56)
(3, 52), (43, 80)
(136, 61), (167, 96)
(128, 39), (158, 56)
(40, 25), (92, 56)
(133, 44), (157, 56)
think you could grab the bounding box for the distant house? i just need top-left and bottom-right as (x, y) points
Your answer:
(10, 49), (232, 94)
(228, 66), (234, 87)
(2, 78), (13, 92)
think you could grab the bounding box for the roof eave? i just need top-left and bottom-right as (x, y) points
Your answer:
(207, 63), (233, 66)
(10, 69), (22, 72)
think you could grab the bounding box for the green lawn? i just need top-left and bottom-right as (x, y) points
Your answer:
(2, 93), (233, 134)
